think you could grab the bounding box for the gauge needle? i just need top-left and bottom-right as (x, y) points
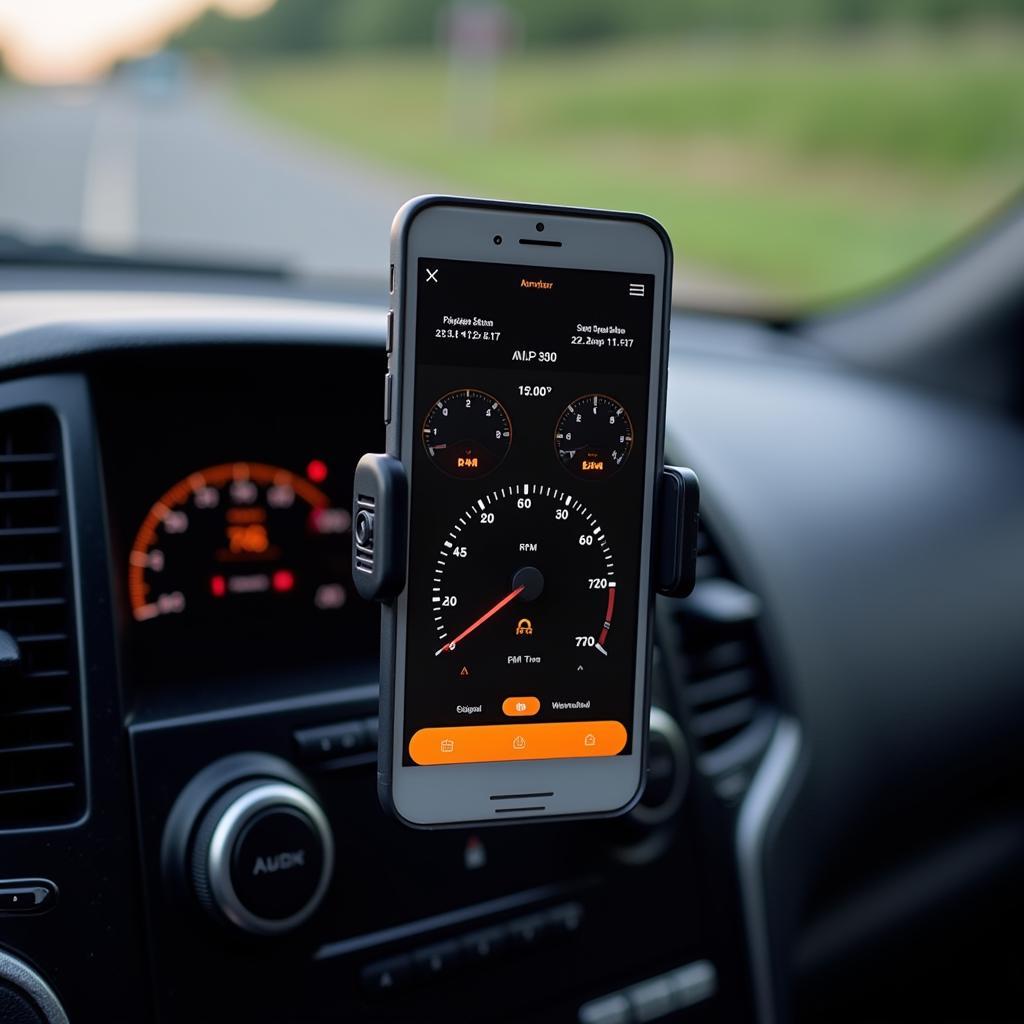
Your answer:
(435, 584), (525, 656)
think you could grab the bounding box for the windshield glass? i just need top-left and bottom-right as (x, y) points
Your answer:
(0, 1), (1021, 309)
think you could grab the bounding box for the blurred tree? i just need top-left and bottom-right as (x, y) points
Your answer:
(330, 0), (449, 48)
(177, 0), (340, 54)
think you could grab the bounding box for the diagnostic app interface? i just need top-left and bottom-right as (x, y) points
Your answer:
(405, 257), (655, 766)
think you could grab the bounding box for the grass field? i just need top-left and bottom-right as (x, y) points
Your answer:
(237, 35), (1024, 306)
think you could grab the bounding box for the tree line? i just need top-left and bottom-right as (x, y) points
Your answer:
(175, 0), (1024, 54)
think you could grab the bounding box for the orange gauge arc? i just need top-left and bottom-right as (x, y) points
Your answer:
(127, 462), (329, 620)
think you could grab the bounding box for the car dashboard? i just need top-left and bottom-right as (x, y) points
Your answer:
(0, 268), (1021, 1024)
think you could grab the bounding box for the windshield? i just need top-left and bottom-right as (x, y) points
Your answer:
(0, 1), (1021, 309)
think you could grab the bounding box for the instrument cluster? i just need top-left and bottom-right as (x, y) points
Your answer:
(95, 349), (383, 700)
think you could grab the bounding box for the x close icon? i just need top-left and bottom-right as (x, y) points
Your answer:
(426, 268), (439, 283)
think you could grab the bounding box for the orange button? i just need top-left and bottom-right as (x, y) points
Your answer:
(502, 696), (540, 717)
(408, 721), (627, 766)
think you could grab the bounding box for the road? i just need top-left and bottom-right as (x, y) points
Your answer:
(0, 81), (426, 283)
(0, 80), (763, 308)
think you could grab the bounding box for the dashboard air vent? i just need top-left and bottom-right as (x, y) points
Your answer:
(662, 523), (769, 762)
(0, 409), (85, 829)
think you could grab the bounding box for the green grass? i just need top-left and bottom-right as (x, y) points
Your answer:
(235, 35), (1024, 305)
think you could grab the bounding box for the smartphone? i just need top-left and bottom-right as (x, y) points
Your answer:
(380, 196), (671, 827)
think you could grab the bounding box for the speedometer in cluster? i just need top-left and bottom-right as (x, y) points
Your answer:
(128, 462), (351, 624)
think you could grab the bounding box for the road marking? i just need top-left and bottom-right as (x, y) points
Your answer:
(81, 97), (137, 251)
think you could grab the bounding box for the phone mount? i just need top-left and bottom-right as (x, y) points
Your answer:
(352, 454), (699, 603)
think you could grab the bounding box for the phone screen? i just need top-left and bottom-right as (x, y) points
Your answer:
(403, 256), (655, 767)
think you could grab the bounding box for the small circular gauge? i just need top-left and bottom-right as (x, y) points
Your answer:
(422, 388), (511, 478)
(554, 394), (634, 480)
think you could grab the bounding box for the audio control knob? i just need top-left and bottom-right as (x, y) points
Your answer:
(164, 754), (334, 937)
(0, 949), (68, 1024)
(629, 706), (689, 828)
(610, 707), (690, 864)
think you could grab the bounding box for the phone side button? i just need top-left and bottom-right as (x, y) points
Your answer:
(386, 309), (394, 354)
(383, 372), (393, 425)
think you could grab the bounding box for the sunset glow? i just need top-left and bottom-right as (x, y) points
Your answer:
(0, 0), (273, 84)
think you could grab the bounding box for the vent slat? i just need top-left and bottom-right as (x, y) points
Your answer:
(2, 705), (72, 718)
(691, 698), (758, 740)
(683, 577), (761, 627)
(684, 668), (758, 710)
(0, 781), (76, 798)
(0, 454), (57, 465)
(0, 741), (74, 756)
(0, 409), (84, 829)
(0, 490), (60, 501)
(670, 527), (770, 763)
(685, 640), (750, 680)
(0, 597), (66, 609)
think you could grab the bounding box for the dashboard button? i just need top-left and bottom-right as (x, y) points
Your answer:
(667, 960), (717, 1008)
(294, 721), (368, 760)
(0, 880), (56, 914)
(506, 912), (548, 949)
(627, 976), (674, 1022)
(383, 373), (393, 424)
(412, 940), (462, 979)
(461, 926), (507, 963)
(546, 902), (584, 937)
(502, 696), (540, 717)
(333, 721), (368, 754)
(361, 954), (411, 994)
(579, 993), (631, 1024)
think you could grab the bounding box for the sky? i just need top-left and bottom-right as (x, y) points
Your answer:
(0, 0), (271, 83)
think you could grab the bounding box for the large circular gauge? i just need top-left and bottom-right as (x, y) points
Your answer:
(554, 394), (633, 480)
(422, 388), (511, 478)
(432, 485), (616, 658)
(128, 462), (351, 623)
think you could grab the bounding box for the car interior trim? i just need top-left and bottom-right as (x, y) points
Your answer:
(0, 948), (70, 1024)
(736, 716), (802, 1024)
(314, 878), (588, 961)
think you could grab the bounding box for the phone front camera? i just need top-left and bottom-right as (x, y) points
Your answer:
(536, 222), (545, 232)
(493, 235), (503, 245)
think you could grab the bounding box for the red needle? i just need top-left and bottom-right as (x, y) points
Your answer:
(435, 584), (525, 656)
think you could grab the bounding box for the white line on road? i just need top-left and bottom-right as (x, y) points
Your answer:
(81, 98), (137, 251)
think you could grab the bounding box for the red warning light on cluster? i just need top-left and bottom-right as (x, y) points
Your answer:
(272, 569), (295, 593)
(210, 575), (227, 598)
(306, 459), (328, 484)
